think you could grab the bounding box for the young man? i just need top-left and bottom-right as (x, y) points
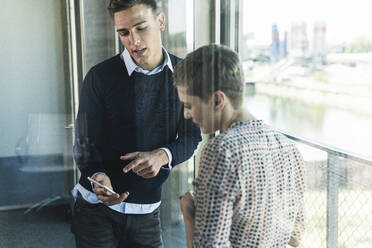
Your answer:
(70, 1), (201, 247)
(175, 44), (305, 247)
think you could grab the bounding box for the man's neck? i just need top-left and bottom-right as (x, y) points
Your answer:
(137, 50), (165, 71)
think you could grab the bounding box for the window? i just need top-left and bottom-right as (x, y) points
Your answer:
(159, 1), (194, 247)
(0, 0), (75, 246)
(240, 0), (372, 157)
(239, 1), (372, 247)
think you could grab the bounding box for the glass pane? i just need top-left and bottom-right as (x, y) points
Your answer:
(239, 1), (372, 248)
(240, 0), (372, 158)
(159, 0), (195, 247)
(0, 0), (75, 247)
(81, 0), (116, 74)
(0, 0), (70, 207)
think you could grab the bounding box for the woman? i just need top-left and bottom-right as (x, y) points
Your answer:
(174, 44), (305, 247)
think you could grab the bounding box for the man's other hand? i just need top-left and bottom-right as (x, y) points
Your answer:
(92, 173), (129, 206)
(120, 149), (169, 178)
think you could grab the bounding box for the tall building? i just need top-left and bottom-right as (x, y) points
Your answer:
(313, 21), (327, 60)
(282, 31), (288, 58)
(271, 24), (280, 62)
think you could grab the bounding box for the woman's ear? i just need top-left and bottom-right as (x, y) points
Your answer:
(213, 91), (225, 111)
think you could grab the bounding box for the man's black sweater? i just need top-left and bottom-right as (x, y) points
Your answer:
(74, 53), (201, 204)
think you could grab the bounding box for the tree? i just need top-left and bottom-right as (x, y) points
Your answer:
(345, 36), (372, 53)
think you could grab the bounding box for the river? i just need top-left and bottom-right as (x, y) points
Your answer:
(245, 93), (372, 158)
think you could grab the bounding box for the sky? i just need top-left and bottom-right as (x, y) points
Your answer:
(243, 0), (372, 46)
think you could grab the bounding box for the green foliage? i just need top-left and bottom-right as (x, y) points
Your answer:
(168, 32), (187, 47)
(345, 36), (372, 53)
(315, 72), (329, 83)
(167, 32), (187, 58)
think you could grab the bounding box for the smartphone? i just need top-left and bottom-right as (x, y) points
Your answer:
(87, 176), (117, 195)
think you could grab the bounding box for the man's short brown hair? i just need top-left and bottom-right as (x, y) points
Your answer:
(108, 0), (158, 16)
(173, 44), (245, 109)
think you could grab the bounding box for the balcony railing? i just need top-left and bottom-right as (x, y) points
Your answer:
(281, 130), (372, 248)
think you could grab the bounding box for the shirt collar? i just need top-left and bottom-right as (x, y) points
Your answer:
(121, 47), (173, 76)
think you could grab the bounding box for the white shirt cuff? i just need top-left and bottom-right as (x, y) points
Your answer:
(160, 147), (172, 169)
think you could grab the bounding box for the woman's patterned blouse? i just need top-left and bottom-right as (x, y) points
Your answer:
(193, 120), (305, 247)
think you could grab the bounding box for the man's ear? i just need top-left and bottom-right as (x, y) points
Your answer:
(213, 91), (225, 111)
(157, 12), (166, 31)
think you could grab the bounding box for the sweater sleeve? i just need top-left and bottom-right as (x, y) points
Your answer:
(165, 105), (201, 167)
(73, 69), (106, 178)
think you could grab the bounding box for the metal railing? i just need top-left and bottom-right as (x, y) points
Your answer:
(281, 130), (372, 248)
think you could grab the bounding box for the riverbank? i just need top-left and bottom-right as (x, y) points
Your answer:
(253, 81), (372, 117)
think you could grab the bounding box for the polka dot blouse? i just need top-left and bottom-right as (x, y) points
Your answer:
(193, 120), (305, 247)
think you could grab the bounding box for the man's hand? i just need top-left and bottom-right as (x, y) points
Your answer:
(179, 191), (195, 220)
(120, 149), (169, 178)
(92, 173), (129, 206)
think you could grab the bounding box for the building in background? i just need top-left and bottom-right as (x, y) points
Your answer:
(313, 21), (327, 65)
(290, 22), (309, 58)
(270, 24), (280, 62)
(282, 31), (288, 58)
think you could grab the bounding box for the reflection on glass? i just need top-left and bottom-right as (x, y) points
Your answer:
(81, 0), (116, 74)
(0, 0), (75, 246)
(0, 0), (71, 207)
(161, 0), (193, 57)
(159, 0), (194, 247)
